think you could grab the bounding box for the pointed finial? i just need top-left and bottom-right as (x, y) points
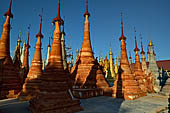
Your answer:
(27, 32), (30, 48)
(148, 33), (153, 46)
(26, 26), (31, 48)
(48, 37), (51, 47)
(84, 0), (90, 17)
(62, 17), (66, 35)
(36, 14), (43, 38)
(140, 34), (145, 55)
(148, 40), (153, 47)
(134, 27), (139, 52)
(119, 12), (126, 40)
(147, 46), (150, 54)
(121, 12), (124, 36)
(129, 51), (132, 59)
(52, 0), (64, 24)
(105, 53), (107, 59)
(4, 0), (13, 18)
(18, 31), (21, 41)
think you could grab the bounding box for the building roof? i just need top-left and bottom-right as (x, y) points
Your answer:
(130, 60), (170, 71)
(156, 60), (170, 70)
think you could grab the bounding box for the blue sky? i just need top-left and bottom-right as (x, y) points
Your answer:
(0, 0), (170, 65)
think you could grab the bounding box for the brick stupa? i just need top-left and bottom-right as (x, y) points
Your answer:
(140, 38), (154, 93)
(133, 29), (147, 96)
(0, 0), (21, 99)
(112, 13), (144, 100)
(22, 31), (30, 74)
(29, 0), (82, 112)
(18, 16), (43, 101)
(20, 31), (30, 85)
(71, 0), (110, 98)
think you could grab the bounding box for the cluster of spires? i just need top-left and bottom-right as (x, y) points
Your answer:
(0, 1), (162, 113)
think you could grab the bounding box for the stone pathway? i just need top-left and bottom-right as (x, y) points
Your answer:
(0, 94), (168, 113)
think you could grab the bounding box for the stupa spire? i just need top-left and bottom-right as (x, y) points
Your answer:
(133, 27), (142, 71)
(129, 51), (132, 59)
(140, 36), (145, 55)
(26, 32), (30, 48)
(17, 31), (21, 46)
(119, 12), (126, 40)
(47, 0), (63, 67)
(119, 13), (131, 73)
(134, 27), (140, 52)
(140, 36), (148, 75)
(84, 0), (90, 17)
(48, 37), (51, 47)
(22, 29), (30, 70)
(148, 34), (153, 47)
(4, 0), (13, 18)
(80, 0), (93, 59)
(36, 15), (43, 38)
(61, 20), (66, 35)
(52, 0), (63, 24)
(0, 0), (15, 61)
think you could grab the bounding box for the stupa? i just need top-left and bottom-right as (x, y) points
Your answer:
(18, 15), (43, 101)
(133, 28), (147, 95)
(61, 24), (67, 70)
(21, 30), (30, 85)
(20, 37), (26, 64)
(112, 13), (144, 100)
(140, 38), (154, 93)
(13, 32), (22, 68)
(147, 39), (160, 92)
(29, 0), (82, 112)
(0, 0), (21, 99)
(70, 0), (110, 98)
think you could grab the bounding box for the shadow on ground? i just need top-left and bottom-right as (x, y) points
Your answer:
(77, 96), (125, 113)
(0, 94), (168, 113)
(0, 99), (30, 113)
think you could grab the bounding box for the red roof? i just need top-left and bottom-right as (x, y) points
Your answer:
(130, 60), (170, 71)
(156, 60), (170, 70)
